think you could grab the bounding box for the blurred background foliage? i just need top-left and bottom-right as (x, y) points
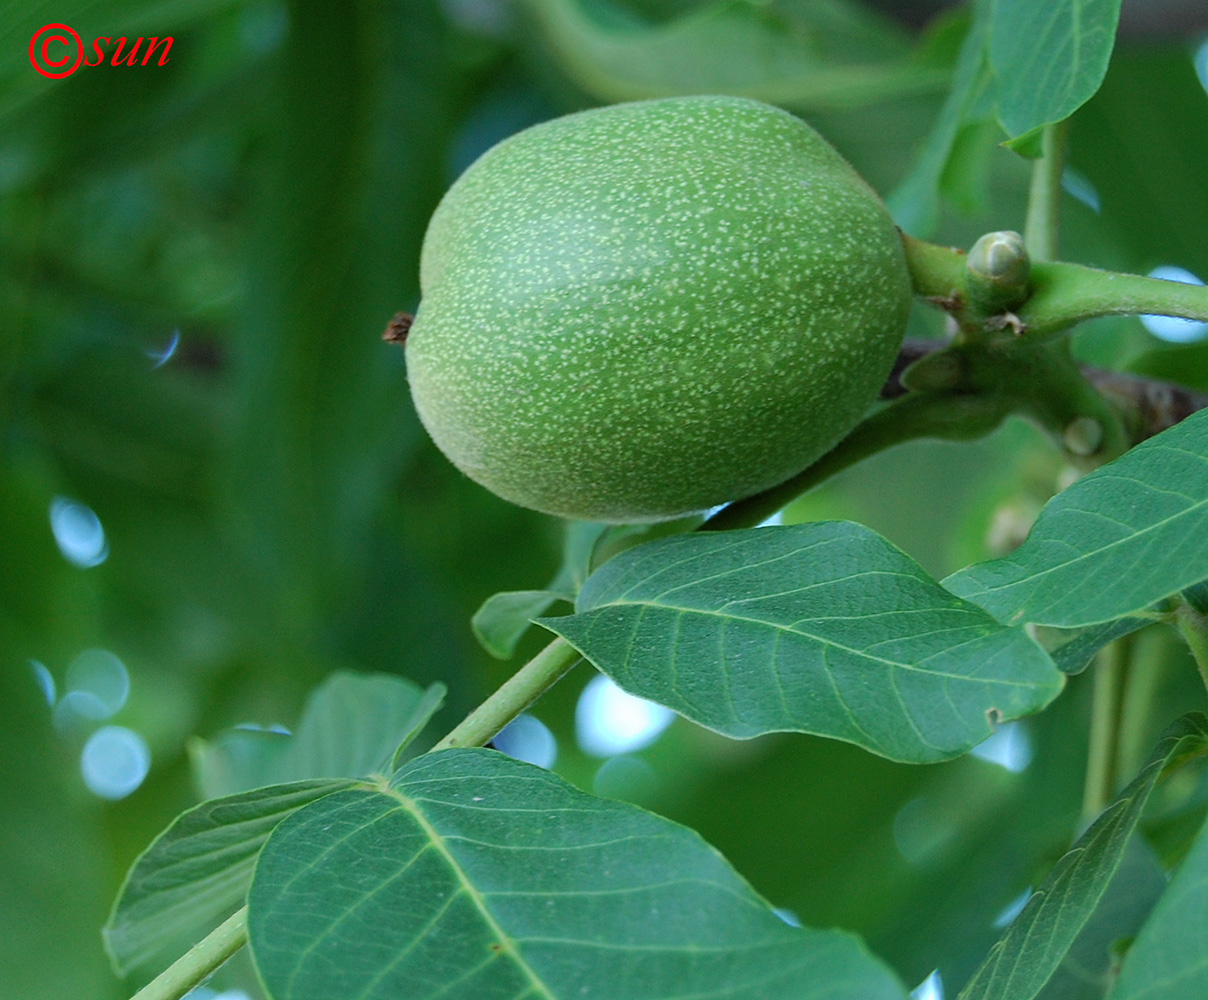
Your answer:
(3, 1), (1208, 998)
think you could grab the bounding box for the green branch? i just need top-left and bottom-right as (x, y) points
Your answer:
(1020, 262), (1208, 338)
(702, 392), (1008, 531)
(901, 232), (1208, 341)
(1115, 629), (1165, 785)
(900, 232), (967, 302)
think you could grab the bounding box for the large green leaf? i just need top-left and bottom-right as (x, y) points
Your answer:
(945, 410), (1208, 628)
(989, 0), (1121, 143)
(189, 671), (445, 799)
(957, 713), (1208, 1000)
(1109, 811), (1208, 1000)
(527, 0), (946, 111)
(248, 748), (908, 1000)
(104, 779), (354, 975)
(539, 523), (1062, 763)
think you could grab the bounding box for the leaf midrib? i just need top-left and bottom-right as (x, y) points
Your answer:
(586, 598), (1040, 687)
(381, 783), (558, 1000)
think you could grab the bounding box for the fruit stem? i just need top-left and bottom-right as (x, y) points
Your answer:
(126, 906), (248, 1000)
(432, 637), (581, 751)
(900, 231), (967, 304)
(1024, 120), (1068, 262)
(702, 392), (1008, 531)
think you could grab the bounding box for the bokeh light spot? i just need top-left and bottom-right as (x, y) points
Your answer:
(993, 886), (1032, 928)
(29, 660), (55, 705)
(439, 0), (511, 37)
(971, 721), (1033, 773)
(66, 648), (129, 717)
(1195, 37), (1208, 96)
(239, 2), (288, 53)
(80, 726), (150, 799)
(912, 969), (944, 1000)
(575, 675), (675, 757)
(49, 496), (108, 567)
(892, 797), (955, 866)
(592, 754), (659, 802)
(493, 713), (557, 770)
(1140, 266), (1208, 343)
(53, 690), (113, 732)
(1061, 167), (1100, 213)
(146, 328), (180, 368)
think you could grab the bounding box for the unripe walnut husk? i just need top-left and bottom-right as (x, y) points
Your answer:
(406, 95), (911, 522)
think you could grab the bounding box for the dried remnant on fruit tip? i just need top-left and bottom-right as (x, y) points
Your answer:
(404, 96), (912, 522)
(382, 312), (414, 345)
(966, 231), (1031, 316)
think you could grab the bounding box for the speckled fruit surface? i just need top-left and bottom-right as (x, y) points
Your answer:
(406, 95), (911, 522)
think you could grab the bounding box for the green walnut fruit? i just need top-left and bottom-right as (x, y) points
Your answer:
(406, 95), (911, 522)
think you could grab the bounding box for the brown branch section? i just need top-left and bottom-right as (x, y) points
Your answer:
(880, 338), (1208, 440)
(880, 339), (945, 398)
(1087, 369), (1208, 440)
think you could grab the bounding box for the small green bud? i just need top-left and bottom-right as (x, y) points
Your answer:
(966, 230), (1031, 315)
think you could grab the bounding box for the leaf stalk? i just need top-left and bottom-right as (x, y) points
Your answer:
(1024, 120), (1068, 261)
(127, 907), (248, 1000)
(433, 637), (582, 751)
(1176, 603), (1208, 693)
(1082, 641), (1127, 823)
